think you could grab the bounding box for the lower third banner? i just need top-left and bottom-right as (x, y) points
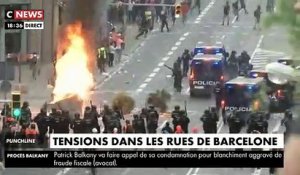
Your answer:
(5, 151), (283, 168)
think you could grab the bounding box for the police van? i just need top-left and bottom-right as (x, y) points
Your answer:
(189, 54), (224, 96)
(221, 76), (266, 123)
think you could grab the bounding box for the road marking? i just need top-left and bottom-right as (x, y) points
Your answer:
(158, 62), (164, 67)
(221, 35), (225, 40)
(171, 46), (178, 51)
(167, 51), (173, 55)
(153, 67), (160, 73)
(144, 78), (152, 83)
(149, 73), (157, 78)
(183, 32), (190, 36)
(175, 41), (181, 46)
(56, 168), (71, 175)
(179, 37), (186, 41)
(162, 57), (170, 61)
(194, 21), (200, 24)
(139, 83), (147, 88)
(186, 168), (194, 175)
(251, 35), (265, 59)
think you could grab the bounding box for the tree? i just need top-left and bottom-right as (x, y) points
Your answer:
(112, 92), (135, 114)
(264, 0), (300, 54)
(146, 89), (171, 113)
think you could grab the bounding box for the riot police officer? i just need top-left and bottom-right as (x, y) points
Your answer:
(34, 108), (51, 144)
(182, 49), (191, 77)
(227, 111), (242, 133)
(247, 112), (268, 133)
(132, 114), (146, 133)
(214, 82), (223, 111)
(179, 110), (190, 133)
(172, 106), (181, 132)
(282, 110), (293, 140)
(201, 110), (218, 133)
(147, 105), (159, 133)
(71, 113), (83, 133)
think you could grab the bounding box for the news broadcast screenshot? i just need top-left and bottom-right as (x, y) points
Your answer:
(1, 0), (300, 175)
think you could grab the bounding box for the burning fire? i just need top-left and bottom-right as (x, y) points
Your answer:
(53, 22), (94, 103)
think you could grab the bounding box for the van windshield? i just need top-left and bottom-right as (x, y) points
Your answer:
(224, 86), (255, 107)
(190, 60), (222, 80)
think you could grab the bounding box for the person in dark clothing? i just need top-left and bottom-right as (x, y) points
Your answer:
(239, 0), (248, 14)
(179, 110), (190, 133)
(222, 1), (230, 26)
(71, 113), (84, 133)
(91, 105), (100, 133)
(193, 0), (201, 14)
(182, 49), (191, 77)
(171, 6), (176, 26)
(33, 108), (50, 145)
(162, 122), (173, 133)
(136, 16), (148, 39)
(123, 120), (134, 133)
(174, 69), (183, 92)
(232, 1), (239, 21)
(20, 101), (32, 128)
(60, 111), (71, 133)
(254, 5), (261, 30)
(227, 111), (242, 133)
(160, 10), (169, 32)
(147, 105), (159, 133)
(214, 82), (224, 111)
(172, 105), (181, 131)
(50, 110), (62, 133)
(132, 114), (146, 133)
(201, 110), (218, 133)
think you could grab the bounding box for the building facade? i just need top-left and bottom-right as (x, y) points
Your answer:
(0, 0), (61, 64)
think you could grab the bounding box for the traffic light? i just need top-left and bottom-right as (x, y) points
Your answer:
(175, 4), (181, 18)
(11, 91), (21, 119)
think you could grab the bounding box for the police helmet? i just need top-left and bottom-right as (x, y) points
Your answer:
(133, 114), (139, 119)
(74, 113), (80, 118)
(23, 101), (29, 107)
(184, 49), (189, 53)
(85, 106), (91, 111)
(204, 110), (210, 115)
(165, 122), (170, 126)
(174, 105), (180, 110)
(92, 128), (98, 133)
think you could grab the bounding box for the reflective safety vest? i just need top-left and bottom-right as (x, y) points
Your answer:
(98, 47), (107, 59)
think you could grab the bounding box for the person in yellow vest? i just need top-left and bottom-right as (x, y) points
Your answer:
(97, 47), (107, 73)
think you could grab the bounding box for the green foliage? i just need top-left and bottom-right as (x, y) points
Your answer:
(112, 92), (135, 114)
(146, 89), (171, 112)
(264, 0), (300, 52)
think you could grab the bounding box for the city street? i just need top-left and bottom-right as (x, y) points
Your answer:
(2, 0), (290, 174)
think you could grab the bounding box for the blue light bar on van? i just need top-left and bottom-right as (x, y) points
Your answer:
(194, 47), (224, 55)
(249, 71), (267, 78)
(226, 83), (259, 92)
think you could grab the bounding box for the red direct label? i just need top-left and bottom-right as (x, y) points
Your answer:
(14, 10), (44, 20)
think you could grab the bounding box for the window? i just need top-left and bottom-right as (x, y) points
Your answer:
(59, 6), (63, 25)
(190, 60), (222, 80)
(5, 33), (21, 54)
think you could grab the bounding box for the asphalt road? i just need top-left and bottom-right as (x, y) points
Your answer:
(2, 0), (289, 174)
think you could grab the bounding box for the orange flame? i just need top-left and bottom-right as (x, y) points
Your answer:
(53, 22), (94, 103)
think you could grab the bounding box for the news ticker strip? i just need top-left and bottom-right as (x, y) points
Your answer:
(49, 134), (284, 149)
(5, 151), (283, 168)
(4, 21), (44, 30)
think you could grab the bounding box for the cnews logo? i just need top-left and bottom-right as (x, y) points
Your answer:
(193, 81), (218, 86)
(225, 106), (252, 112)
(5, 10), (44, 20)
